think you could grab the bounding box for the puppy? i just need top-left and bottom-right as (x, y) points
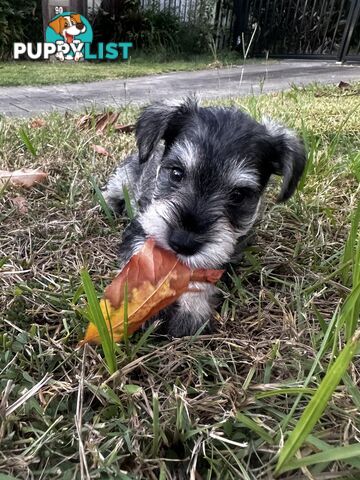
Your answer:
(103, 98), (306, 337)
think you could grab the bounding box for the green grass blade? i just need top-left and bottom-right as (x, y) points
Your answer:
(236, 412), (273, 444)
(341, 201), (360, 286)
(0, 257), (8, 269)
(342, 372), (360, 410)
(122, 281), (130, 355)
(297, 122), (319, 192)
(122, 185), (135, 220)
(255, 387), (317, 399)
(345, 228), (360, 339)
(0, 474), (21, 480)
(18, 127), (37, 157)
(280, 303), (341, 433)
(151, 392), (160, 457)
(275, 329), (360, 476)
(344, 282), (360, 340)
(307, 434), (360, 470)
(89, 176), (115, 225)
(80, 269), (116, 375)
(341, 282), (360, 342)
(281, 443), (360, 473)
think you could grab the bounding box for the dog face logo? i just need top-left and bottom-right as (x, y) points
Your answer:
(45, 12), (93, 61)
(49, 14), (86, 43)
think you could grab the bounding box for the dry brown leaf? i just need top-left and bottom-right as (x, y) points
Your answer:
(81, 239), (224, 345)
(0, 168), (48, 188)
(76, 113), (91, 129)
(92, 144), (110, 156)
(10, 195), (28, 213)
(77, 112), (120, 133)
(338, 81), (351, 89)
(114, 123), (135, 134)
(30, 118), (46, 128)
(96, 112), (119, 133)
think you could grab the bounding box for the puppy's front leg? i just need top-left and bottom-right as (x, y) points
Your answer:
(162, 285), (217, 337)
(118, 219), (146, 266)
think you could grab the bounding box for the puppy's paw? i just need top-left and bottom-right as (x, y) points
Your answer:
(162, 310), (214, 338)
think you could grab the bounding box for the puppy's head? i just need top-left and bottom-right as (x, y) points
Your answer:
(137, 98), (306, 268)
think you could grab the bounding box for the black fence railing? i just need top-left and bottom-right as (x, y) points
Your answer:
(88, 0), (359, 60)
(140, 0), (234, 49)
(235, 0), (360, 61)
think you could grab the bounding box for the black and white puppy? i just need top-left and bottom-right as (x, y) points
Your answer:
(103, 98), (306, 337)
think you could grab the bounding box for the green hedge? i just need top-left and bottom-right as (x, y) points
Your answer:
(0, 0), (43, 60)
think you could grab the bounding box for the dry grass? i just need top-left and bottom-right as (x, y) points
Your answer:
(0, 83), (359, 479)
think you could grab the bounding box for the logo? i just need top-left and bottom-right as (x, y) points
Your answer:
(46, 12), (92, 61)
(13, 11), (132, 61)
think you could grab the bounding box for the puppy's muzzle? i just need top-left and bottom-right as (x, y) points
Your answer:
(168, 229), (203, 256)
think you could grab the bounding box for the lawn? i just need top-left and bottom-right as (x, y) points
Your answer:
(0, 83), (360, 479)
(0, 53), (264, 87)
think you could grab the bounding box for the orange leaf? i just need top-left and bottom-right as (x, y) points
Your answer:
(95, 112), (119, 133)
(10, 195), (28, 213)
(114, 123), (135, 134)
(30, 118), (46, 128)
(92, 144), (110, 156)
(82, 239), (224, 344)
(77, 112), (120, 133)
(0, 168), (47, 188)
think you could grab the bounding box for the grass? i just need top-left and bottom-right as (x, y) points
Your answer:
(0, 52), (267, 87)
(80, 269), (117, 375)
(0, 82), (360, 479)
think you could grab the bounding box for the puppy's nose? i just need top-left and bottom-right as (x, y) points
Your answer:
(76, 22), (84, 29)
(168, 230), (202, 256)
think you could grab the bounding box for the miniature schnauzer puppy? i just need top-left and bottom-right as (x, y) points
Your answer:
(103, 98), (306, 337)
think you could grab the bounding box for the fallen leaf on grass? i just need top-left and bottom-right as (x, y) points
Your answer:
(0, 168), (47, 188)
(30, 118), (46, 128)
(207, 60), (223, 69)
(338, 81), (351, 89)
(81, 239), (224, 344)
(10, 195), (28, 213)
(92, 144), (110, 156)
(114, 123), (135, 134)
(77, 112), (120, 133)
(95, 112), (119, 133)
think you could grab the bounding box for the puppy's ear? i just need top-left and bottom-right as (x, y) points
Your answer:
(262, 117), (306, 202)
(136, 98), (198, 164)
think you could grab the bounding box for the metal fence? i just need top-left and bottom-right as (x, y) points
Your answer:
(140, 0), (234, 48)
(237, 0), (360, 61)
(88, 0), (359, 59)
(140, 0), (196, 22)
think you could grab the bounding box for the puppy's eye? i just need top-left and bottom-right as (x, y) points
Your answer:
(169, 167), (184, 183)
(231, 187), (255, 204)
(231, 188), (246, 203)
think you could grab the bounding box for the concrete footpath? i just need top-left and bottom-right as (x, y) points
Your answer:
(0, 60), (359, 117)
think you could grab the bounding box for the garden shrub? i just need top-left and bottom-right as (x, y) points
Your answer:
(91, 0), (220, 55)
(0, 0), (42, 60)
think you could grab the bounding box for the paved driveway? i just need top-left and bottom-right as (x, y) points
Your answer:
(0, 60), (359, 117)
